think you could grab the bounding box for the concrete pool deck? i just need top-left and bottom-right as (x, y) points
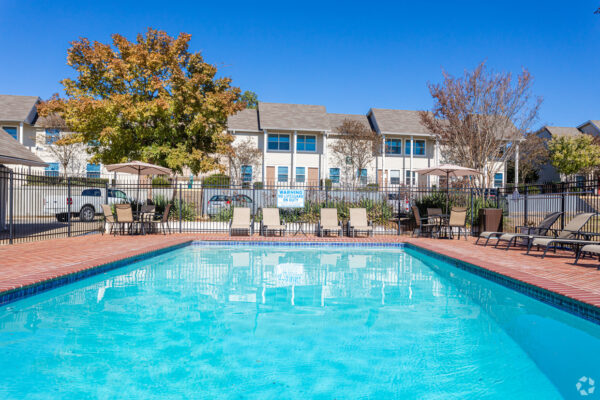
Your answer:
(1, 234), (600, 310)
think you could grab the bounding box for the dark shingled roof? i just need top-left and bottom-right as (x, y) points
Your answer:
(327, 113), (372, 132)
(369, 108), (432, 135)
(542, 126), (582, 138)
(227, 108), (260, 131)
(0, 95), (39, 124)
(258, 102), (329, 131)
(0, 129), (47, 167)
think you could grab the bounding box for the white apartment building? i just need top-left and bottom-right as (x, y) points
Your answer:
(228, 102), (513, 188)
(0, 94), (112, 179)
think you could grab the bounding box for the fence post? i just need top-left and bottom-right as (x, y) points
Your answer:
(523, 186), (528, 228)
(560, 182), (566, 230)
(179, 183), (182, 233)
(397, 184), (402, 235)
(470, 187), (474, 236)
(8, 170), (14, 244)
(67, 177), (72, 237)
(104, 182), (109, 205)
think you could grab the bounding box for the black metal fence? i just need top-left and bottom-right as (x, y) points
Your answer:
(2, 168), (600, 245)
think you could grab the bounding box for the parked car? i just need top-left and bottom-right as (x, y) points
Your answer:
(206, 194), (253, 216)
(44, 188), (130, 222)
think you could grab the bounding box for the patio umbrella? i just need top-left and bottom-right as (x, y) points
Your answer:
(415, 164), (481, 213)
(105, 161), (172, 213)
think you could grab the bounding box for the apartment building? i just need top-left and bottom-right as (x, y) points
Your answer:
(227, 102), (511, 188)
(0, 94), (110, 178)
(536, 121), (600, 183)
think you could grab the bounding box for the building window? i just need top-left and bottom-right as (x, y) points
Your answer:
(414, 140), (426, 155)
(296, 167), (305, 183)
(45, 162), (59, 177)
(357, 169), (367, 185)
(493, 173), (503, 188)
(390, 170), (400, 185)
(241, 165), (252, 182)
(2, 127), (17, 141)
(385, 139), (402, 155)
(277, 166), (288, 183)
(329, 168), (340, 183)
(45, 129), (60, 145)
(405, 139), (426, 155)
(406, 170), (416, 186)
(87, 163), (101, 179)
(297, 135), (316, 152)
(267, 134), (290, 151)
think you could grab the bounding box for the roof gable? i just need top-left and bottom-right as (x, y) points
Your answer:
(538, 126), (582, 138)
(368, 108), (432, 135)
(0, 95), (40, 124)
(227, 108), (259, 132)
(257, 102), (329, 131)
(327, 113), (372, 133)
(0, 129), (47, 167)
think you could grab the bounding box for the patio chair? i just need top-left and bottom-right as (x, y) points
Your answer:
(348, 208), (373, 237)
(426, 208), (443, 225)
(526, 212), (597, 258)
(441, 207), (468, 240)
(318, 208), (342, 237)
(261, 208), (286, 236)
(114, 204), (136, 235)
(230, 207), (252, 236)
(101, 204), (116, 235)
(411, 206), (438, 237)
(477, 212), (562, 248)
(149, 203), (171, 234)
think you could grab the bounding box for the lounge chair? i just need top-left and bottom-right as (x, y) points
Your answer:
(411, 206), (438, 237)
(101, 204), (116, 235)
(114, 204), (136, 235)
(261, 208), (286, 236)
(348, 208), (373, 237)
(150, 203), (171, 234)
(318, 208), (342, 237)
(526, 212), (597, 258)
(230, 207), (252, 236)
(442, 207), (468, 240)
(575, 244), (600, 266)
(477, 212), (562, 248)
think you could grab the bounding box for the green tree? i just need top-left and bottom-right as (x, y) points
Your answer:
(38, 28), (244, 174)
(240, 90), (258, 109)
(548, 134), (600, 179)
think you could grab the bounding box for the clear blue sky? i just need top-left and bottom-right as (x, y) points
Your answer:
(0, 0), (598, 128)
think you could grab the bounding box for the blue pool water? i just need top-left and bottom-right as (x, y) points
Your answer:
(1, 243), (599, 399)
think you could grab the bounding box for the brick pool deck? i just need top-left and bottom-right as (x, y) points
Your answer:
(1, 234), (600, 310)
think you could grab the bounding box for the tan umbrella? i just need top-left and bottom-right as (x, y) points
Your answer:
(415, 164), (481, 212)
(105, 161), (172, 212)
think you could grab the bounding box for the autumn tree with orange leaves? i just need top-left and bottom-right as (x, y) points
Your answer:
(38, 28), (244, 174)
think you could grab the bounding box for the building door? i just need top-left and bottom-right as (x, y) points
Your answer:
(266, 166), (275, 186)
(307, 168), (319, 186)
(377, 169), (388, 187)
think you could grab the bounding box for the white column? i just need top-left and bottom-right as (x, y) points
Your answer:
(292, 130), (297, 184)
(262, 130), (267, 184)
(322, 132), (328, 181)
(514, 142), (520, 187)
(381, 135), (386, 186)
(434, 138), (440, 187)
(19, 122), (24, 145)
(410, 135), (414, 186)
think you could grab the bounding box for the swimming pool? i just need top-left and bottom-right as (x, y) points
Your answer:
(0, 242), (599, 399)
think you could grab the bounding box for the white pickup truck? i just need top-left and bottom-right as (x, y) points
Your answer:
(44, 188), (130, 222)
